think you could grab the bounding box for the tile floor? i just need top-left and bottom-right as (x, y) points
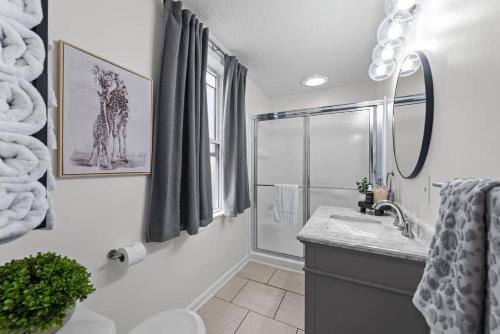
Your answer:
(198, 261), (305, 334)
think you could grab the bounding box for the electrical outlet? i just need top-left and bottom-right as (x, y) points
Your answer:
(422, 176), (431, 204)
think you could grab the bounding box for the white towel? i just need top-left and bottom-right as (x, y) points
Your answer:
(0, 0), (43, 29)
(273, 184), (299, 225)
(0, 72), (46, 135)
(0, 18), (45, 81)
(0, 181), (48, 240)
(0, 131), (49, 183)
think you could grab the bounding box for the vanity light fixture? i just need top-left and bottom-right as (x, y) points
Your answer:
(301, 75), (329, 87)
(369, 0), (424, 81)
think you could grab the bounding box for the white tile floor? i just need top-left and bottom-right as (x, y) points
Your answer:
(198, 261), (305, 334)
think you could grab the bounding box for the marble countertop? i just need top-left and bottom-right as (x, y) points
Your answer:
(297, 206), (430, 262)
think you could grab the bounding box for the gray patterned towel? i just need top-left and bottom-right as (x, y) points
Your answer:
(486, 187), (500, 333)
(413, 179), (500, 334)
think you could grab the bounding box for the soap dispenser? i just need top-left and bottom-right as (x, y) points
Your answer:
(365, 184), (374, 204)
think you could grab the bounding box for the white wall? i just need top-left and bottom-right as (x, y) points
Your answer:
(383, 0), (500, 227)
(246, 78), (272, 116)
(0, 0), (268, 332)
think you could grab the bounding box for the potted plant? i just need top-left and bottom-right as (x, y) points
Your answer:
(356, 177), (370, 202)
(0, 252), (95, 334)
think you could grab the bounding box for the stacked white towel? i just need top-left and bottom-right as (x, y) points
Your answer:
(0, 0), (51, 239)
(273, 184), (299, 225)
(0, 181), (48, 240)
(0, 0), (43, 29)
(0, 132), (49, 184)
(0, 18), (45, 81)
(47, 38), (57, 151)
(0, 72), (46, 135)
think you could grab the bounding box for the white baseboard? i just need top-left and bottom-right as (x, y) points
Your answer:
(187, 255), (250, 311)
(250, 251), (304, 272)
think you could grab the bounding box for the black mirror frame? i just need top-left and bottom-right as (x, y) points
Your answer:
(392, 50), (434, 179)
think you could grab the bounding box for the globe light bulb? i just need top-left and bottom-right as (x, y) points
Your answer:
(385, 0), (423, 22)
(388, 22), (403, 39)
(376, 64), (388, 76)
(402, 58), (415, 71)
(369, 62), (396, 81)
(397, 0), (416, 11)
(381, 48), (395, 61)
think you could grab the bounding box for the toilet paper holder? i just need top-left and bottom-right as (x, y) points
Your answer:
(107, 249), (125, 262)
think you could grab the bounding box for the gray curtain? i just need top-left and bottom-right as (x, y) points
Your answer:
(147, 0), (213, 242)
(223, 56), (251, 217)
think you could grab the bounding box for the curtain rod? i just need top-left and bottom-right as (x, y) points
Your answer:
(208, 39), (228, 58)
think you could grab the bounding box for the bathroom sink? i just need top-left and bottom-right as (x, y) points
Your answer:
(298, 206), (429, 262)
(326, 213), (391, 238)
(329, 214), (382, 224)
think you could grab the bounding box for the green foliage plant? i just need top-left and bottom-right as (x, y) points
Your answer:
(0, 252), (95, 334)
(356, 177), (370, 194)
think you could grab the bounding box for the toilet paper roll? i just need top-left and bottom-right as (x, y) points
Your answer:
(117, 242), (146, 266)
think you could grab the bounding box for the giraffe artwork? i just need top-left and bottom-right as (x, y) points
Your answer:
(87, 65), (130, 168)
(106, 76), (129, 164)
(87, 65), (114, 168)
(58, 41), (153, 176)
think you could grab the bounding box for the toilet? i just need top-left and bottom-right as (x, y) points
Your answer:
(127, 309), (206, 334)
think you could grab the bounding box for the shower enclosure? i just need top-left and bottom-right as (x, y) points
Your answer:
(251, 100), (387, 260)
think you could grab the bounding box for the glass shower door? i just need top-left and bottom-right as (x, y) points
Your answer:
(255, 117), (305, 258)
(309, 109), (372, 215)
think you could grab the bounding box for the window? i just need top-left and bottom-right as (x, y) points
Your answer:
(206, 69), (223, 211)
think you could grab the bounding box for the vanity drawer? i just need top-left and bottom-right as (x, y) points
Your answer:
(305, 243), (425, 296)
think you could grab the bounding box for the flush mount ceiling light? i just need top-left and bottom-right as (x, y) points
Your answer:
(369, 0), (424, 81)
(301, 75), (329, 87)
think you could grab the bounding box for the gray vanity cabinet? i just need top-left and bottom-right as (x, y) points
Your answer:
(303, 242), (429, 334)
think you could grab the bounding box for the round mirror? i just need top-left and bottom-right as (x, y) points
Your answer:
(393, 51), (433, 179)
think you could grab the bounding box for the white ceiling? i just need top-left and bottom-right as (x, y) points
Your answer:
(182, 0), (386, 97)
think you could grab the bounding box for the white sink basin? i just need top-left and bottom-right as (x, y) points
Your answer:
(326, 213), (393, 238)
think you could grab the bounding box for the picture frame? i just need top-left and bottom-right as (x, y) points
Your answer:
(57, 40), (154, 177)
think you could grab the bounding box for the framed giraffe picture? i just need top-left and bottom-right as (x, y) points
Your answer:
(57, 41), (153, 177)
